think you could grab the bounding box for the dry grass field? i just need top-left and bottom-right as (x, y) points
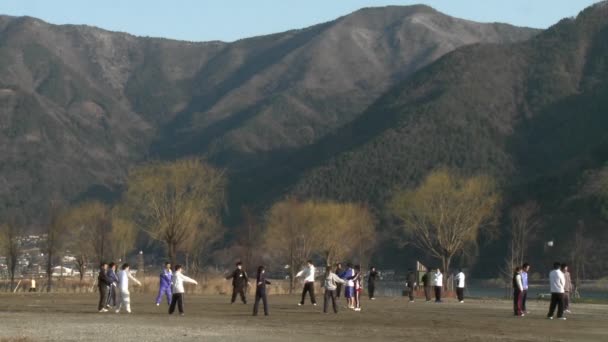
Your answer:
(1, 292), (606, 341)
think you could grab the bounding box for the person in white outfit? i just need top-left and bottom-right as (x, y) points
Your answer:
(547, 262), (566, 320)
(296, 260), (317, 306)
(433, 268), (443, 302)
(455, 269), (465, 303)
(115, 263), (141, 314)
(169, 264), (198, 316)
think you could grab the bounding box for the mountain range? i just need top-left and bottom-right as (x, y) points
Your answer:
(2, 2), (608, 274)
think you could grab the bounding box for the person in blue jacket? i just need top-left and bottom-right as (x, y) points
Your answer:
(156, 262), (173, 306)
(340, 263), (355, 309)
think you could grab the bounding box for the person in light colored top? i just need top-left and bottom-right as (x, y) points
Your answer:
(512, 266), (524, 317)
(547, 262), (566, 320)
(521, 263), (530, 313)
(115, 263), (141, 314)
(169, 264), (198, 316)
(433, 268), (443, 303)
(455, 269), (465, 303)
(561, 263), (573, 313)
(323, 267), (346, 314)
(296, 260), (317, 306)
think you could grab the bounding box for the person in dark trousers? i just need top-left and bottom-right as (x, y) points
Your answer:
(106, 262), (118, 308)
(367, 266), (378, 300)
(169, 264), (198, 316)
(512, 266), (524, 317)
(455, 269), (465, 303)
(97, 262), (112, 312)
(323, 266), (346, 314)
(335, 263), (344, 298)
(253, 265), (271, 316)
(422, 269), (432, 301)
(296, 260), (317, 306)
(521, 263), (530, 313)
(226, 261), (249, 304)
(547, 262), (566, 320)
(406, 269), (417, 302)
(433, 268), (443, 303)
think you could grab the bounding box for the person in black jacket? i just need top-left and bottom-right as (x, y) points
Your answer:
(252, 265), (271, 316)
(97, 262), (112, 312)
(106, 262), (119, 308)
(406, 269), (417, 302)
(367, 266), (378, 300)
(226, 261), (249, 304)
(422, 269), (432, 302)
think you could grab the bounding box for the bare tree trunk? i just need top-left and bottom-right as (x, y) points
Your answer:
(46, 252), (53, 293)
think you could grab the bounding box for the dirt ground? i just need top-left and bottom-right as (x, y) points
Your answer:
(1, 293), (606, 342)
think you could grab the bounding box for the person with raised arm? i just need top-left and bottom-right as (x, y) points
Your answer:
(226, 261), (249, 304)
(433, 268), (443, 303)
(323, 266), (346, 314)
(115, 263), (142, 314)
(168, 264), (198, 316)
(296, 260), (317, 306)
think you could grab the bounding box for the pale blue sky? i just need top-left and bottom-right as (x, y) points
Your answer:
(0, 0), (600, 42)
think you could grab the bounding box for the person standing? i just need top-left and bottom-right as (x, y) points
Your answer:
(169, 264), (198, 316)
(547, 262), (566, 320)
(323, 267), (345, 314)
(335, 263), (344, 299)
(455, 269), (465, 303)
(342, 263), (355, 308)
(97, 262), (112, 312)
(106, 262), (119, 309)
(351, 265), (363, 312)
(115, 263), (142, 314)
(156, 262), (173, 306)
(433, 268), (443, 303)
(521, 263), (530, 313)
(296, 260), (317, 306)
(252, 265), (271, 316)
(512, 266), (524, 317)
(406, 269), (417, 303)
(367, 266), (378, 300)
(561, 264), (573, 314)
(422, 269), (432, 302)
(29, 278), (37, 292)
(226, 262), (249, 304)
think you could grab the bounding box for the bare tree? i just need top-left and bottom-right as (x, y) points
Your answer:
(0, 220), (21, 290)
(315, 201), (376, 267)
(44, 201), (67, 292)
(264, 198), (323, 293)
(64, 202), (121, 282)
(501, 201), (542, 287)
(123, 159), (226, 264)
(390, 169), (500, 276)
(570, 220), (594, 298)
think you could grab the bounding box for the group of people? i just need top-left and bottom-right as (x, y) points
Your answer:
(512, 262), (573, 320)
(96, 258), (575, 320)
(97, 262), (141, 313)
(97, 261), (198, 316)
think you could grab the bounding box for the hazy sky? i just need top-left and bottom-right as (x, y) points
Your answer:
(0, 0), (600, 42)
